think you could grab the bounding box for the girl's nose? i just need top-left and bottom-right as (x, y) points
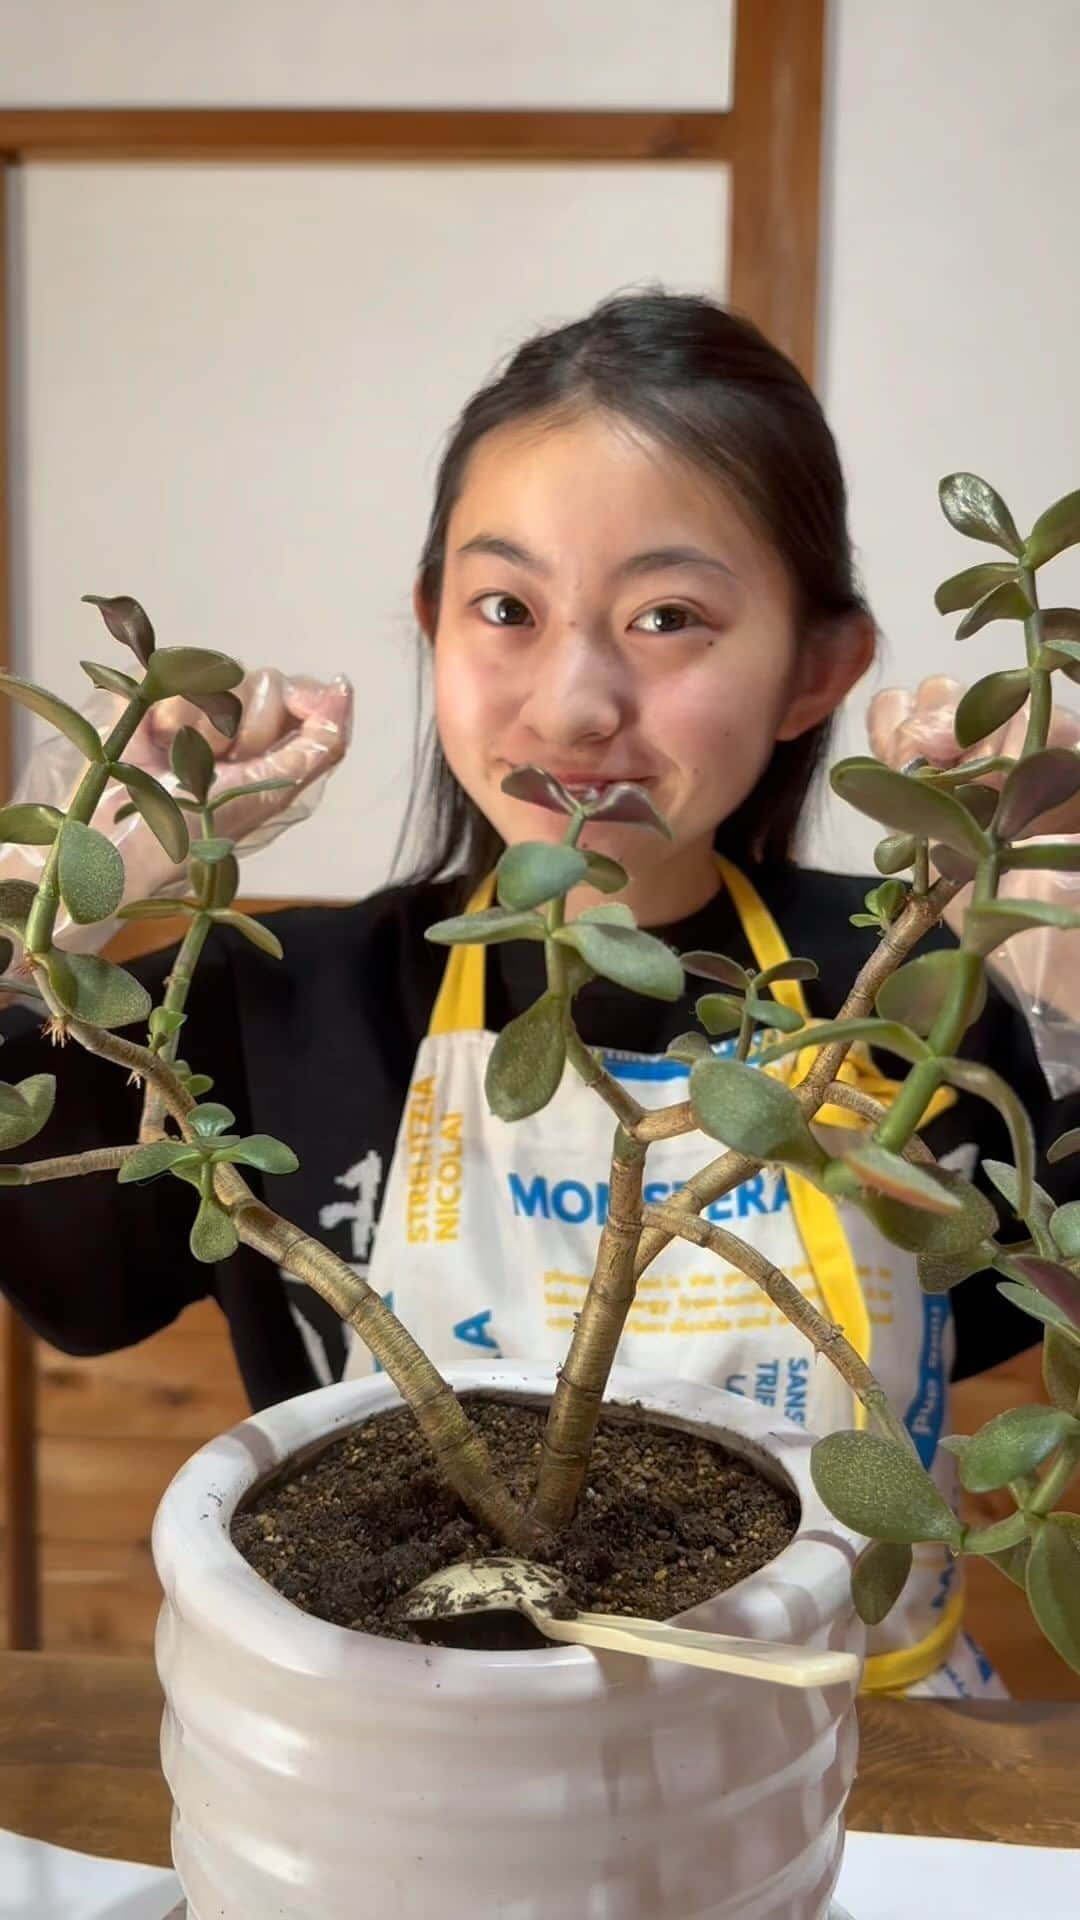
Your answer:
(517, 627), (628, 748)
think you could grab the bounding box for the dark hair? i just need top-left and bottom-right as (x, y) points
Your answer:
(397, 289), (870, 899)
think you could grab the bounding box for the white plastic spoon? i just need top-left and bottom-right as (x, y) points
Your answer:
(403, 1556), (858, 1689)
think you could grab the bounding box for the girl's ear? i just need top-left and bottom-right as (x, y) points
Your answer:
(413, 576), (436, 643)
(775, 613), (876, 742)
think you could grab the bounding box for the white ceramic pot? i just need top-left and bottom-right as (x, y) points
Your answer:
(153, 1363), (864, 1920)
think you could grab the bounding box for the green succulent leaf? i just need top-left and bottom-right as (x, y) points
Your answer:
(681, 951), (751, 990)
(80, 660), (142, 700)
(170, 725), (217, 804)
(954, 670), (1031, 750)
(188, 1102), (236, 1138)
(117, 1140), (204, 1184)
(965, 899), (1080, 955)
(204, 851), (239, 911)
(851, 1538), (913, 1625)
(0, 935), (13, 977)
(555, 920), (683, 1001)
(959, 1406), (1077, 1493)
(756, 1016), (931, 1068)
(484, 992), (567, 1121)
(495, 841), (588, 911)
(110, 761), (190, 862)
(875, 949), (987, 1037)
(1050, 1201), (1080, 1260)
(839, 1142), (964, 1215)
(754, 958), (819, 988)
(934, 561), (1019, 614)
(993, 748), (1080, 841)
(997, 1256), (1080, 1327)
(190, 836), (234, 865)
(695, 993), (744, 1037)
(81, 593), (156, 666)
(189, 690), (243, 740)
(142, 647), (244, 702)
(0, 803), (64, 846)
(216, 1134), (299, 1175)
(584, 781), (672, 836)
(118, 899), (197, 922)
(954, 579), (1032, 639)
(996, 1279), (1080, 1343)
(190, 1194), (239, 1264)
(1044, 1327), (1080, 1413)
(916, 1241), (999, 1294)
(811, 1429), (963, 1547)
(500, 765), (576, 815)
(939, 1062), (1034, 1219)
(938, 473), (1023, 557)
(1039, 609), (1080, 684)
(575, 903), (636, 927)
(962, 1511), (1029, 1556)
(582, 852), (629, 894)
(148, 1007), (186, 1042)
(982, 1159), (1056, 1248)
(666, 1030), (710, 1064)
(0, 673), (105, 764)
(183, 1073), (214, 1099)
(426, 908), (547, 947)
(865, 1167), (999, 1257)
(1048, 1129), (1080, 1165)
(744, 995), (804, 1034)
(1026, 1520), (1080, 1673)
(0, 1074), (55, 1151)
(1025, 489), (1080, 570)
(830, 759), (989, 857)
(57, 820), (125, 925)
(689, 1057), (826, 1175)
(209, 909), (284, 959)
(210, 777), (296, 811)
(56, 953), (152, 1029)
(874, 833), (918, 876)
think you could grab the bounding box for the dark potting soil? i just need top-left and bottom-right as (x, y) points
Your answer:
(231, 1396), (799, 1645)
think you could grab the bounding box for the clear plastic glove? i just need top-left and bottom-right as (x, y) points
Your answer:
(0, 668), (353, 963)
(869, 674), (1080, 1093)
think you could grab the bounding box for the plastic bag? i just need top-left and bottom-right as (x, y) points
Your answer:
(0, 667), (353, 965)
(869, 675), (1080, 1097)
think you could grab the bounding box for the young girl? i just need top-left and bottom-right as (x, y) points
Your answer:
(3, 291), (1079, 1699)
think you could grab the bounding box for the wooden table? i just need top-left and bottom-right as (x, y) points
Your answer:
(1, 1652), (1078, 1868)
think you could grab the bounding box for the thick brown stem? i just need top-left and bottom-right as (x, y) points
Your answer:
(633, 1100), (696, 1142)
(633, 879), (958, 1276)
(642, 1203), (915, 1454)
(0, 1145), (138, 1184)
(234, 1198), (541, 1551)
(60, 1014), (535, 1549)
(530, 1129), (646, 1531)
(564, 1028), (644, 1129)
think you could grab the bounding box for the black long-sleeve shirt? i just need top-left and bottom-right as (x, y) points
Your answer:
(1, 863), (1076, 1408)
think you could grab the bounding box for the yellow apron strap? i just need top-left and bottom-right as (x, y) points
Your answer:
(428, 874), (495, 1037)
(714, 854), (872, 1400)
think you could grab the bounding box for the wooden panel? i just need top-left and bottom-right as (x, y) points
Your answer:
(40, 1541), (163, 1654)
(730, 0), (826, 379)
(38, 1324), (247, 1442)
(1, 1300), (39, 1650)
(0, 109), (732, 165)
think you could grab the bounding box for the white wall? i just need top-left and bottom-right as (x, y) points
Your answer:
(9, 0), (1080, 889)
(2, 0), (733, 107)
(819, 0), (1080, 871)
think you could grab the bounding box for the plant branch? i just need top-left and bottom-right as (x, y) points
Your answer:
(563, 1027), (644, 1129)
(140, 909), (212, 1141)
(530, 1128), (646, 1530)
(642, 1203), (915, 1454)
(55, 1012), (535, 1550)
(0, 1144), (138, 1184)
(632, 878), (958, 1276)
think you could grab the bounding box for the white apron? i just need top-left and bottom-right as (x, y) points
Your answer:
(348, 857), (1003, 1699)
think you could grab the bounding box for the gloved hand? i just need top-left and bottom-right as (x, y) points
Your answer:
(0, 668), (353, 961)
(868, 674), (1080, 1075)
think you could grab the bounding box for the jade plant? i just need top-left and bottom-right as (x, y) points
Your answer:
(2, 475), (1080, 1669)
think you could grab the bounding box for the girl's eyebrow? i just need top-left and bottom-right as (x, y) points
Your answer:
(456, 534), (736, 582)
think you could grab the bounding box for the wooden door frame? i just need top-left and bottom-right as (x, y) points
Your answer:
(0, 0), (826, 1651)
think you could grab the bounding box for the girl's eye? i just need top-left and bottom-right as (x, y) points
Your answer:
(475, 592), (533, 628)
(631, 604), (698, 635)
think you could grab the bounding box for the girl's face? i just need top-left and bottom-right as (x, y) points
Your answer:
(425, 409), (869, 915)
